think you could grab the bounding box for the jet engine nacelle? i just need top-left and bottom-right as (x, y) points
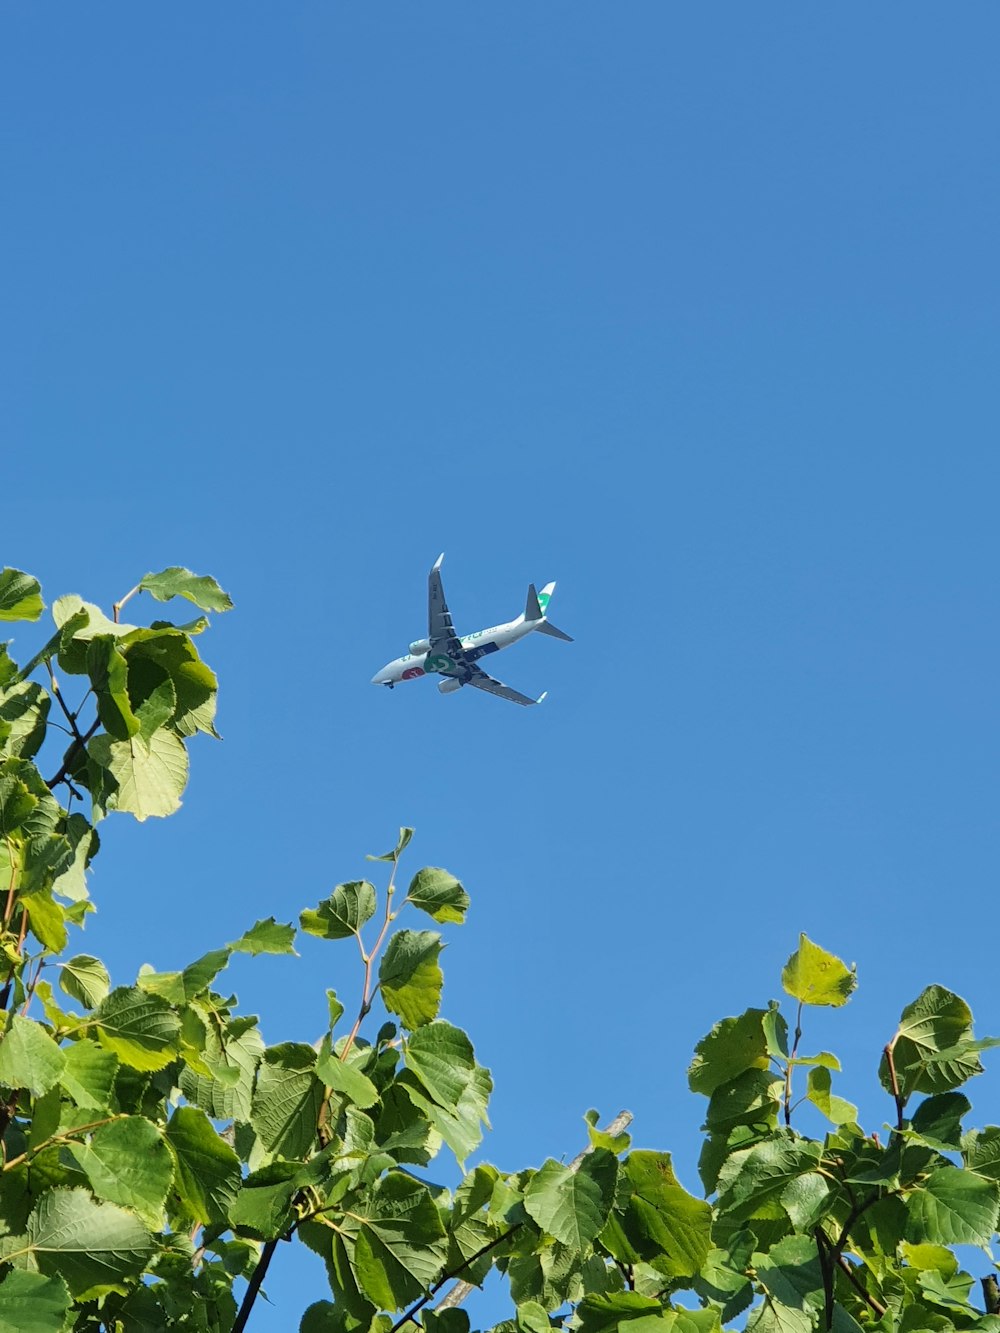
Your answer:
(409, 638), (431, 655)
(438, 677), (463, 694)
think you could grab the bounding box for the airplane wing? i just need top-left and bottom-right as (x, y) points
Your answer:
(466, 665), (547, 707)
(427, 554), (464, 661)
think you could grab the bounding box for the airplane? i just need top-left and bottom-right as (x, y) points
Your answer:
(371, 555), (573, 706)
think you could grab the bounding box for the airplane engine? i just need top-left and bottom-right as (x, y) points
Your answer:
(408, 638), (431, 655)
(438, 677), (463, 694)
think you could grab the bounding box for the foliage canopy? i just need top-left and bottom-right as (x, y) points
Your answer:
(1, 565), (1000, 1331)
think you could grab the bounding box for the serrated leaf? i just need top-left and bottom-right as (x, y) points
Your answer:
(166, 1106), (241, 1226)
(67, 1116), (173, 1228)
(227, 1161), (300, 1241)
(88, 727), (189, 822)
(317, 1045), (380, 1109)
(688, 1008), (770, 1096)
(231, 917), (297, 955)
(300, 882), (377, 940)
(524, 1151), (618, 1250)
(92, 986), (181, 1071)
(0, 1015), (66, 1096)
(87, 637), (140, 740)
(139, 567), (233, 613)
(379, 930), (442, 1029)
(406, 867), (470, 924)
(0, 1269), (70, 1333)
(179, 1015), (264, 1123)
(716, 1138), (824, 1220)
(347, 1171), (449, 1310)
(909, 1093), (971, 1151)
(251, 1043), (323, 1159)
(614, 1151), (713, 1280)
(20, 1185), (153, 1298)
(59, 1039), (118, 1110)
(0, 571), (43, 623)
(0, 681), (50, 761)
(58, 955), (110, 1010)
(781, 935), (856, 1007)
(905, 1166), (999, 1246)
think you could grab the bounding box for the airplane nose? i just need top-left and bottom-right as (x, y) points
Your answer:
(371, 672), (383, 685)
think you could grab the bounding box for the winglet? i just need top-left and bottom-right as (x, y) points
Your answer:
(536, 691), (548, 705)
(432, 553), (445, 572)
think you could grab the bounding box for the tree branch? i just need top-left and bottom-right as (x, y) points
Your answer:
(46, 717), (100, 792)
(883, 1042), (906, 1132)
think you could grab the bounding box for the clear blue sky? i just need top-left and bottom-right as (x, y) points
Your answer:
(4, 5), (1000, 1327)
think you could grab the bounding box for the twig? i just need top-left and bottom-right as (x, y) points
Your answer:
(47, 663), (85, 747)
(46, 717), (100, 792)
(231, 1238), (279, 1333)
(113, 585), (141, 623)
(835, 1253), (885, 1317)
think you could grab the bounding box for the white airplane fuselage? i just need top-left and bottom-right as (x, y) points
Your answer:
(372, 616), (537, 688)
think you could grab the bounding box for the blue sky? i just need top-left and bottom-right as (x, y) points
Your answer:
(4, 4), (1000, 1326)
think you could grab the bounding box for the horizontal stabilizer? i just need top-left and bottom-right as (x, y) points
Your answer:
(535, 621), (573, 643)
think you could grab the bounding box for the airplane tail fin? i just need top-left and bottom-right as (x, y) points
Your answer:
(525, 581), (574, 642)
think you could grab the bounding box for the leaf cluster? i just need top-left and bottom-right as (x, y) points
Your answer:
(4, 568), (1000, 1333)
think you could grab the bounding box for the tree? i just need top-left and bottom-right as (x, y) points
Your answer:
(1, 564), (1000, 1332)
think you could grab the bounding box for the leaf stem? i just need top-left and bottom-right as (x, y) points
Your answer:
(46, 717), (100, 792)
(784, 1001), (803, 1127)
(883, 1041), (905, 1132)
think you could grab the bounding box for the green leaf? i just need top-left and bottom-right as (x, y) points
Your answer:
(379, 930), (443, 1029)
(67, 1116), (173, 1228)
(228, 1162), (299, 1241)
(716, 1137), (824, 1220)
(806, 1067), (858, 1125)
(0, 570), (43, 623)
(688, 1008), (770, 1096)
(400, 1021), (492, 1163)
(166, 1105), (242, 1226)
(347, 1171), (449, 1310)
(779, 1172), (830, 1229)
(614, 1151), (713, 1280)
(910, 1093), (971, 1151)
(231, 917), (297, 955)
(49, 814), (98, 904)
(317, 1044), (380, 1110)
(0, 768), (37, 835)
(516, 1302), (552, 1333)
(576, 1292), (666, 1331)
(0, 1015), (66, 1096)
(22, 1185), (153, 1298)
(87, 637), (140, 740)
(781, 935), (856, 1007)
(179, 1012), (264, 1122)
(300, 882), (377, 940)
(251, 1043), (323, 1159)
(406, 867), (470, 925)
(139, 567), (233, 613)
(883, 987), (981, 1098)
(0, 681), (50, 760)
(59, 1038), (118, 1109)
(962, 1126), (1000, 1181)
(122, 629), (219, 738)
(0, 1269), (70, 1333)
(88, 728), (189, 822)
(584, 1107), (631, 1155)
(92, 986), (182, 1070)
(58, 955), (110, 1010)
(367, 828), (414, 862)
(524, 1150), (618, 1250)
(905, 1165), (999, 1246)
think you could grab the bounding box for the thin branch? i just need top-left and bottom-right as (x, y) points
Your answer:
(47, 663), (85, 746)
(113, 585), (141, 623)
(231, 1238), (279, 1333)
(46, 717), (100, 792)
(835, 1253), (886, 1317)
(814, 1228), (835, 1331)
